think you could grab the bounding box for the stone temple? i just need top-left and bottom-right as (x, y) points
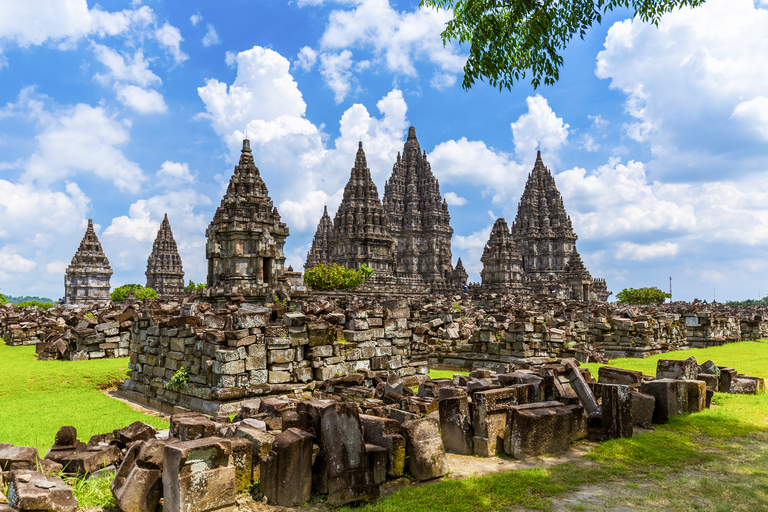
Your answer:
(205, 139), (289, 302)
(145, 213), (185, 297)
(305, 206), (333, 270)
(64, 219), (113, 304)
(480, 217), (524, 293)
(383, 126), (456, 292)
(328, 142), (397, 277)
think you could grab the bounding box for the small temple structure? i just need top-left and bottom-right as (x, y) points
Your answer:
(383, 126), (456, 292)
(305, 206), (333, 270)
(64, 219), (113, 304)
(205, 139), (289, 302)
(329, 142), (397, 277)
(480, 218), (524, 293)
(145, 213), (185, 297)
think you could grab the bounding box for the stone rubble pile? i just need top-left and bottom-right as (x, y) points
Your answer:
(0, 352), (763, 512)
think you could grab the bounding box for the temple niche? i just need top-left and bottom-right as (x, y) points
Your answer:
(145, 213), (185, 297)
(480, 218), (525, 293)
(305, 206), (333, 270)
(383, 126), (456, 292)
(205, 139), (289, 302)
(64, 219), (113, 304)
(329, 142), (397, 277)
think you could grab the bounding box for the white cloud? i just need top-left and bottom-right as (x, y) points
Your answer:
(156, 161), (196, 187)
(92, 44), (161, 87)
(510, 94), (569, 164)
(732, 96), (768, 141)
(104, 200), (159, 243)
(616, 241), (679, 260)
(46, 261), (68, 275)
(198, 46), (409, 234)
(453, 223), (493, 281)
(596, 0), (768, 176)
(155, 22), (188, 64)
(0, 2), (154, 48)
(320, 50), (355, 103)
(430, 72), (457, 90)
(0, 251), (37, 274)
(190, 14), (202, 26)
(202, 24), (220, 47)
(115, 84), (168, 114)
(444, 192), (466, 206)
(295, 46), (318, 72)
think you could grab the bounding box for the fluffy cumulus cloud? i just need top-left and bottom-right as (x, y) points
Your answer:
(155, 22), (188, 64)
(298, 0), (466, 101)
(115, 85), (168, 114)
(616, 241), (679, 261)
(596, 0), (768, 178)
(443, 192), (466, 206)
(202, 24), (220, 47)
(0, 180), (90, 293)
(510, 94), (569, 164)
(197, 45), (411, 268)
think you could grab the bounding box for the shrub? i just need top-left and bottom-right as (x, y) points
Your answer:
(110, 284), (158, 302)
(616, 287), (672, 305)
(165, 366), (189, 390)
(16, 300), (53, 310)
(0, 290), (7, 305)
(303, 263), (371, 291)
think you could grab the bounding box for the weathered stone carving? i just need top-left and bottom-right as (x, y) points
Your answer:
(205, 139), (289, 302)
(64, 219), (113, 304)
(383, 126), (455, 291)
(305, 205), (333, 270)
(145, 214), (184, 297)
(329, 142), (397, 277)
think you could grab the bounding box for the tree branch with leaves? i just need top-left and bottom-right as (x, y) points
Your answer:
(421, 0), (706, 90)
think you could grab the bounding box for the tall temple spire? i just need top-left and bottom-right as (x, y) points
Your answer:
(305, 205), (334, 269)
(64, 219), (113, 304)
(382, 125), (455, 290)
(205, 139), (289, 301)
(145, 213), (185, 296)
(330, 142), (396, 273)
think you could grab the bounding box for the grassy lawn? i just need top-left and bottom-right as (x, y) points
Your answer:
(346, 341), (768, 512)
(0, 341), (168, 454)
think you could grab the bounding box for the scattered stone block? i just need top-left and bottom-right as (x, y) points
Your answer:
(226, 437), (253, 494)
(260, 428), (313, 507)
(656, 357), (698, 380)
(359, 415), (406, 478)
(170, 413), (217, 441)
(113, 421), (158, 446)
(639, 379), (687, 423)
(718, 367), (737, 393)
(0, 444), (40, 472)
(163, 438), (236, 512)
(6, 470), (77, 512)
(504, 401), (572, 459)
(400, 416), (448, 481)
(631, 391), (655, 428)
(438, 395), (473, 455)
(599, 384), (633, 439)
(598, 367), (644, 387)
(111, 440), (165, 512)
(232, 426), (274, 483)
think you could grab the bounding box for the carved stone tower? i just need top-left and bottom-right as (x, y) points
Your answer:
(511, 151), (578, 277)
(453, 258), (468, 288)
(330, 142), (396, 275)
(305, 205), (333, 269)
(145, 213), (185, 296)
(205, 139), (289, 301)
(480, 218), (524, 293)
(64, 219), (113, 304)
(383, 126), (454, 289)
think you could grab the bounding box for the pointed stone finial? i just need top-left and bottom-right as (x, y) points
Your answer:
(408, 126), (417, 139)
(536, 150), (542, 162)
(243, 139), (251, 152)
(323, 205), (328, 214)
(87, 218), (94, 229)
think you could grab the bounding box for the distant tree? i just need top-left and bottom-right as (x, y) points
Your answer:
(5, 295), (54, 305)
(110, 284), (158, 302)
(0, 289), (7, 305)
(616, 287), (671, 305)
(725, 296), (768, 306)
(421, 0), (705, 90)
(184, 280), (207, 292)
(16, 300), (54, 310)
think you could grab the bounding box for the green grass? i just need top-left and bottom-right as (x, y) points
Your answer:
(0, 341), (168, 453)
(429, 369), (469, 380)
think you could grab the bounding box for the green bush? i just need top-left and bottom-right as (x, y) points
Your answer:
(303, 263), (372, 291)
(0, 290), (7, 305)
(110, 284), (157, 302)
(16, 300), (53, 310)
(184, 280), (206, 292)
(616, 287), (672, 305)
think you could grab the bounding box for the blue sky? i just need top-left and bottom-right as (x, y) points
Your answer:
(1, 0), (768, 302)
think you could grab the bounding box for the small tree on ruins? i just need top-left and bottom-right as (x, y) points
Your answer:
(303, 263), (372, 291)
(110, 284), (158, 302)
(616, 287), (671, 305)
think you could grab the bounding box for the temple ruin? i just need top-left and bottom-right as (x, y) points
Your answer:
(63, 219), (113, 304)
(145, 214), (185, 297)
(204, 139), (289, 303)
(480, 218), (524, 293)
(305, 205), (333, 270)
